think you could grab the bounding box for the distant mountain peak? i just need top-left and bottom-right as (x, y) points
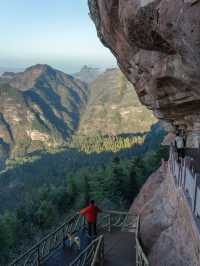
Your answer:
(24, 64), (56, 77)
(81, 65), (99, 71)
(74, 66), (102, 84)
(8, 64), (60, 91)
(1, 72), (16, 79)
(105, 67), (118, 72)
(0, 64), (88, 162)
(25, 64), (52, 71)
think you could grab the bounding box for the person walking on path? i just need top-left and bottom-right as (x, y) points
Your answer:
(80, 200), (102, 237)
(175, 132), (185, 162)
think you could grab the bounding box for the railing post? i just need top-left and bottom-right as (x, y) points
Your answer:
(136, 241), (138, 266)
(169, 146), (172, 173)
(100, 236), (104, 266)
(108, 214), (111, 232)
(136, 217), (139, 266)
(174, 155), (177, 179)
(37, 246), (41, 266)
(171, 148), (173, 173)
(82, 216), (86, 231)
(170, 146), (174, 176)
(62, 226), (66, 248)
(193, 173), (198, 213)
(178, 159), (182, 187)
(178, 162), (180, 187)
(179, 159), (184, 187)
(135, 216), (149, 266)
(183, 158), (186, 189)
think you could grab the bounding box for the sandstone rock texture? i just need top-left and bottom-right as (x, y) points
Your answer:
(88, 0), (200, 147)
(130, 161), (200, 265)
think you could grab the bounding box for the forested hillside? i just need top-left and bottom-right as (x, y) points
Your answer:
(0, 123), (167, 264)
(78, 68), (156, 136)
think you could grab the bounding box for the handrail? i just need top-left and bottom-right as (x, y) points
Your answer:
(10, 210), (138, 266)
(69, 235), (104, 266)
(70, 210), (136, 265)
(99, 210), (137, 232)
(9, 213), (84, 266)
(169, 145), (200, 215)
(91, 235), (104, 266)
(103, 210), (132, 215)
(135, 217), (149, 266)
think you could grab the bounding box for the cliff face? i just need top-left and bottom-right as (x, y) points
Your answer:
(87, 1), (200, 264)
(131, 161), (200, 265)
(88, 0), (200, 147)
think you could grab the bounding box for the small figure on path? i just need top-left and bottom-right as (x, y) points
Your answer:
(175, 132), (185, 162)
(80, 200), (102, 237)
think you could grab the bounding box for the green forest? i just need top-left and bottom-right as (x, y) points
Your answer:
(0, 124), (168, 264)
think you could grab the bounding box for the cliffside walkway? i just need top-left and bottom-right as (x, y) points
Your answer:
(9, 211), (149, 266)
(170, 146), (200, 232)
(43, 231), (135, 266)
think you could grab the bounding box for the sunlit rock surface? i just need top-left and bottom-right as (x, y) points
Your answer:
(88, 0), (200, 147)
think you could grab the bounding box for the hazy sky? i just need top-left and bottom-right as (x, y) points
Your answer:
(0, 0), (116, 73)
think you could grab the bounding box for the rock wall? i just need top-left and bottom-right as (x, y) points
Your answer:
(88, 0), (200, 147)
(130, 161), (200, 265)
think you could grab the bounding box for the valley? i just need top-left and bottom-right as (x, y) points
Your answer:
(0, 64), (156, 166)
(0, 64), (164, 265)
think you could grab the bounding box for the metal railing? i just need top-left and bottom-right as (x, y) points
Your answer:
(69, 210), (137, 266)
(169, 145), (200, 217)
(69, 235), (104, 266)
(9, 214), (84, 266)
(9, 209), (147, 266)
(98, 210), (137, 232)
(135, 217), (149, 266)
(99, 211), (149, 265)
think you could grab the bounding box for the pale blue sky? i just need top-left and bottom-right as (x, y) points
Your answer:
(0, 0), (116, 73)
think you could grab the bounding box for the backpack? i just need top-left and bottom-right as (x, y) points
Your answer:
(175, 136), (184, 149)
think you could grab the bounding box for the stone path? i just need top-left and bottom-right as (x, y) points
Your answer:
(104, 231), (135, 266)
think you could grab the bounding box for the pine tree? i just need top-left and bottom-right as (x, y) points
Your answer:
(110, 157), (126, 204)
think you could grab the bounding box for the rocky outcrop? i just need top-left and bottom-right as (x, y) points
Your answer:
(130, 161), (200, 265)
(88, 0), (200, 147)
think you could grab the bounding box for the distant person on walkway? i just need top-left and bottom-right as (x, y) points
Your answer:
(175, 132), (185, 162)
(80, 200), (102, 237)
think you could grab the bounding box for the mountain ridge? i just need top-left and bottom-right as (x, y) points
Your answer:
(78, 68), (156, 136)
(74, 65), (102, 84)
(0, 64), (88, 165)
(0, 64), (157, 167)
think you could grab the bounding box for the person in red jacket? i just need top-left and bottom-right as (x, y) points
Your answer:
(80, 200), (102, 237)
